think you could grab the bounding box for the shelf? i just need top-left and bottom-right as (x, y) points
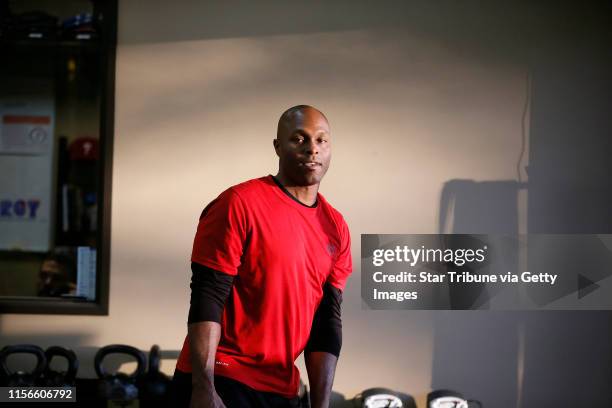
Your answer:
(0, 37), (102, 50)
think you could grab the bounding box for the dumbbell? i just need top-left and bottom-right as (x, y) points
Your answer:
(428, 389), (483, 408)
(95, 344), (146, 407)
(354, 387), (404, 407)
(140, 344), (171, 406)
(39, 346), (78, 387)
(0, 344), (47, 387)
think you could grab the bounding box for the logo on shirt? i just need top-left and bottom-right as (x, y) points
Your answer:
(215, 360), (229, 367)
(326, 243), (337, 257)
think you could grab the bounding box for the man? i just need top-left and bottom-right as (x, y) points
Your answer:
(37, 251), (77, 297)
(173, 105), (352, 408)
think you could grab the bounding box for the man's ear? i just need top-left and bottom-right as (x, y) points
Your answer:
(273, 138), (280, 156)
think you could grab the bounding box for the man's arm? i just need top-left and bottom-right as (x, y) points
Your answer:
(304, 283), (343, 408)
(188, 262), (234, 408)
(305, 351), (338, 408)
(189, 322), (225, 408)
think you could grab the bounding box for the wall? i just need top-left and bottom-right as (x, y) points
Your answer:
(2, 2), (611, 407)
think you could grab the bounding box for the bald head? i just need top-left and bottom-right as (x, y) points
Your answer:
(277, 105), (329, 140)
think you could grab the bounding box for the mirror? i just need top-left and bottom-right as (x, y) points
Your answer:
(0, 0), (116, 314)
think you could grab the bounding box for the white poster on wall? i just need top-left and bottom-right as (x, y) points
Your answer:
(76, 246), (96, 300)
(0, 86), (55, 252)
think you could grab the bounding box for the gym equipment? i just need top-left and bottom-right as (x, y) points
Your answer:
(74, 377), (99, 407)
(39, 346), (78, 387)
(140, 344), (171, 406)
(298, 378), (310, 408)
(428, 389), (483, 408)
(354, 387), (404, 408)
(94, 344), (146, 407)
(0, 344), (47, 386)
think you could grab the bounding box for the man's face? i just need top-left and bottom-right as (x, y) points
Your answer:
(274, 108), (331, 186)
(38, 260), (68, 296)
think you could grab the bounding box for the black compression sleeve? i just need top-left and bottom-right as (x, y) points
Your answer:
(305, 283), (343, 357)
(187, 262), (234, 324)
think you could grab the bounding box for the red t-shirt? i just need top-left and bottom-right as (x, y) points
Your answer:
(176, 175), (352, 397)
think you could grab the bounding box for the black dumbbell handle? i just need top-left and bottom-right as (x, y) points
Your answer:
(148, 345), (161, 374)
(45, 346), (79, 382)
(94, 344), (146, 379)
(0, 345), (47, 379)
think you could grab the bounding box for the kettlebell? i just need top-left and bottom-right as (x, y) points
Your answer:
(39, 346), (78, 387)
(141, 344), (171, 406)
(94, 344), (146, 405)
(0, 344), (47, 386)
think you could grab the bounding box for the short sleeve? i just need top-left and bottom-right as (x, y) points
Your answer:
(326, 216), (352, 291)
(191, 189), (248, 276)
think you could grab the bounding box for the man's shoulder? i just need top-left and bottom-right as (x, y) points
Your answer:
(318, 193), (348, 228)
(224, 176), (272, 199)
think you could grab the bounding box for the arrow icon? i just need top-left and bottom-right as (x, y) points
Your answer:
(578, 274), (600, 299)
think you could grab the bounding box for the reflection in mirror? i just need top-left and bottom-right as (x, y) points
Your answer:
(0, 84), (99, 301)
(38, 250), (76, 297)
(0, 0), (115, 313)
(0, 89), (99, 300)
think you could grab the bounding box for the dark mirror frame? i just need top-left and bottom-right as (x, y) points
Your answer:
(0, 0), (117, 315)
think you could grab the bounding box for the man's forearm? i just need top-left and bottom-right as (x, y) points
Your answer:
(189, 321), (221, 388)
(305, 351), (338, 408)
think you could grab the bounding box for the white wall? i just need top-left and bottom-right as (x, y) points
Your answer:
(3, 2), (611, 407)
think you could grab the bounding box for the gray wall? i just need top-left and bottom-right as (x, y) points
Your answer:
(2, 2), (611, 407)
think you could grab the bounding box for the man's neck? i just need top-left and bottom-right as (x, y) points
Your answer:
(274, 173), (319, 207)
